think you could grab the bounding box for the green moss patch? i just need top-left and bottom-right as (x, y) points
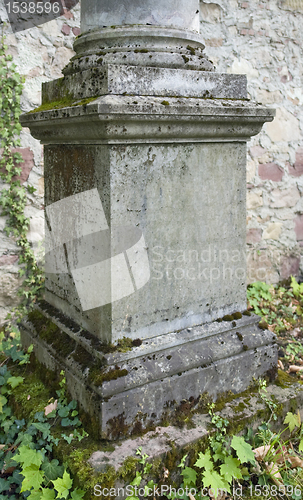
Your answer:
(28, 95), (99, 114)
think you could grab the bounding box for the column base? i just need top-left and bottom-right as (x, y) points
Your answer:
(20, 302), (277, 440)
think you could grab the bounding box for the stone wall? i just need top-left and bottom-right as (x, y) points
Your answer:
(200, 0), (303, 285)
(0, 0), (303, 323)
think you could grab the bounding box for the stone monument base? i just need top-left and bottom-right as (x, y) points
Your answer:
(20, 302), (277, 440)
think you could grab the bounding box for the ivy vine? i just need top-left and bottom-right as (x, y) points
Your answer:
(0, 32), (44, 324)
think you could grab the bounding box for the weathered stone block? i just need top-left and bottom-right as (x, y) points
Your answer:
(21, 90), (274, 344)
(281, 254), (300, 279)
(262, 222), (282, 240)
(294, 214), (303, 241)
(258, 162), (284, 181)
(246, 228), (262, 243)
(19, 1), (276, 438)
(288, 147), (303, 177)
(270, 186), (300, 208)
(20, 303), (277, 440)
(247, 190), (263, 209)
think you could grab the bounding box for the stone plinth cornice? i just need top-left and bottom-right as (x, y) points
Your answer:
(21, 95), (275, 145)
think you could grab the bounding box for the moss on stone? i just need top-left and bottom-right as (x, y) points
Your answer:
(118, 456), (139, 481)
(9, 372), (52, 420)
(275, 368), (297, 388)
(222, 314), (234, 321)
(28, 309), (76, 358)
(259, 319), (269, 330)
(243, 310), (252, 316)
(186, 45), (196, 55)
(88, 364), (128, 387)
(28, 95), (99, 114)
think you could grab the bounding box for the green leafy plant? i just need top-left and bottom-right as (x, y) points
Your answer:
(0, 338), (87, 499)
(285, 341), (303, 363)
(247, 411), (303, 496)
(290, 276), (303, 300)
(125, 447), (157, 500)
(0, 32), (44, 325)
(257, 379), (278, 423)
(247, 281), (273, 316)
(186, 404), (255, 495)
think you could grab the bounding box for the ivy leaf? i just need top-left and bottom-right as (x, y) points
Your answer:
(178, 454), (187, 469)
(68, 400), (77, 410)
(14, 445), (44, 467)
(194, 449), (214, 471)
(52, 470), (73, 499)
(41, 459), (64, 481)
(20, 465), (44, 492)
(202, 469), (230, 494)
(131, 472), (142, 487)
(62, 433), (74, 444)
(40, 488), (56, 500)
(0, 477), (9, 493)
(181, 467), (197, 487)
(27, 489), (42, 500)
(284, 412), (300, 433)
(220, 456), (243, 483)
(231, 436), (256, 465)
(71, 488), (86, 499)
(33, 422), (51, 440)
(212, 445), (226, 463)
(7, 376), (24, 389)
(299, 438), (303, 453)
(58, 407), (69, 418)
(0, 395), (8, 413)
(61, 417), (73, 427)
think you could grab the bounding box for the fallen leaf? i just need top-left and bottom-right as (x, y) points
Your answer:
(265, 462), (285, 491)
(253, 445), (271, 461)
(4, 466), (16, 475)
(188, 494), (196, 500)
(162, 467), (169, 479)
(44, 399), (58, 415)
(289, 365), (303, 373)
(278, 360), (284, 370)
(27, 395), (31, 400)
(287, 455), (303, 468)
(291, 327), (301, 337)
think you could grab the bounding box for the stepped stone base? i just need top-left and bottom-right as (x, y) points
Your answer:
(20, 302), (277, 440)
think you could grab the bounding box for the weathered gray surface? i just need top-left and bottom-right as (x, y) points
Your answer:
(39, 139), (249, 341)
(81, 0), (200, 33)
(21, 306), (277, 439)
(90, 425), (208, 473)
(88, 381), (303, 473)
(43, 65), (247, 102)
(20, 73), (274, 344)
(20, 0), (277, 438)
(66, 26), (213, 75)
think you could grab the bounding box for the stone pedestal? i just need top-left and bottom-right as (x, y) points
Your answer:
(20, 0), (277, 438)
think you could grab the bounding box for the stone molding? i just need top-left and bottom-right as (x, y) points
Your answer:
(64, 26), (214, 75)
(21, 95), (275, 144)
(43, 65), (246, 102)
